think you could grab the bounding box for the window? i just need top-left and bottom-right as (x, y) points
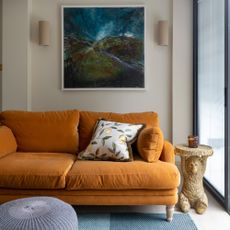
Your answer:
(193, 0), (230, 211)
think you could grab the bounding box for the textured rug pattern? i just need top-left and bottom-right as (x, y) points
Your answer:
(78, 213), (198, 230)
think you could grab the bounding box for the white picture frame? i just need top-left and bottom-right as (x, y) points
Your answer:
(61, 5), (146, 90)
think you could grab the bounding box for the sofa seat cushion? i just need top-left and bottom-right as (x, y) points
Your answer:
(66, 158), (180, 190)
(0, 110), (80, 154)
(0, 152), (76, 189)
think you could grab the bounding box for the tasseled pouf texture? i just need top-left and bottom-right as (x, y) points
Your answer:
(0, 197), (78, 230)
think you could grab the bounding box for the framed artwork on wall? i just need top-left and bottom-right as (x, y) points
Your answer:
(61, 5), (145, 90)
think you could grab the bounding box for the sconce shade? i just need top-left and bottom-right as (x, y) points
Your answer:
(158, 20), (169, 46)
(39, 20), (50, 46)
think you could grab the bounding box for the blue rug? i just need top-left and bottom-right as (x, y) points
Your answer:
(78, 213), (198, 230)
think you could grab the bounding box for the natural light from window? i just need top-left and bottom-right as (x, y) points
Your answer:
(198, 0), (225, 195)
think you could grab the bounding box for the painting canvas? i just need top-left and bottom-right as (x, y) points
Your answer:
(62, 6), (145, 90)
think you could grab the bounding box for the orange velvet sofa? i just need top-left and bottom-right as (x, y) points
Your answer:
(0, 110), (180, 221)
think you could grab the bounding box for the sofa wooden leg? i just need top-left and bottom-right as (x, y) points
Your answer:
(166, 205), (174, 222)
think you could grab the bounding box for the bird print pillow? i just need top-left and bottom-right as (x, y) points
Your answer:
(78, 119), (144, 161)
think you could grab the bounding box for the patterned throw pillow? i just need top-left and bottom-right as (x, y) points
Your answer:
(78, 120), (144, 161)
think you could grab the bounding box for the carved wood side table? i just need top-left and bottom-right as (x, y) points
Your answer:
(175, 144), (213, 214)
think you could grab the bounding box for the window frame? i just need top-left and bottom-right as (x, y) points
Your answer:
(193, 0), (230, 213)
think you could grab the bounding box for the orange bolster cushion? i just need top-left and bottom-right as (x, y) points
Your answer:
(137, 127), (164, 162)
(0, 126), (17, 158)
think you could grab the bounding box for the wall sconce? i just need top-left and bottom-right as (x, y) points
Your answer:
(158, 20), (169, 46)
(39, 20), (50, 46)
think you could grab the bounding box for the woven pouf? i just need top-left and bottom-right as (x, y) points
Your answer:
(0, 197), (78, 230)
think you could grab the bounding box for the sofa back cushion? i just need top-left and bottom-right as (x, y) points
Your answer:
(79, 111), (159, 151)
(0, 110), (80, 154)
(0, 126), (17, 158)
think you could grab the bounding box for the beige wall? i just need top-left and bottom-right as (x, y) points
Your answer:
(2, 0), (31, 110)
(172, 0), (193, 144)
(1, 0), (193, 143)
(31, 0), (173, 139)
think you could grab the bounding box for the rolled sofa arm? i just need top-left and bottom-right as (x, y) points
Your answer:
(159, 140), (175, 164)
(0, 126), (17, 159)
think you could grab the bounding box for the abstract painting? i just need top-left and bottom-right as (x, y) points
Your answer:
(62, 6), (145, 90)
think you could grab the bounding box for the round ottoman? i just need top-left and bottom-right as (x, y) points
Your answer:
(0, 197), (78, 230)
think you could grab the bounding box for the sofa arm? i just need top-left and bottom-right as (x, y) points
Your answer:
(159, 140), (175, 164)
(0, 126), (17, 158)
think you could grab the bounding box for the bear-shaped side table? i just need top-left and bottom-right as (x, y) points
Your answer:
(175, 144), (213, 214)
